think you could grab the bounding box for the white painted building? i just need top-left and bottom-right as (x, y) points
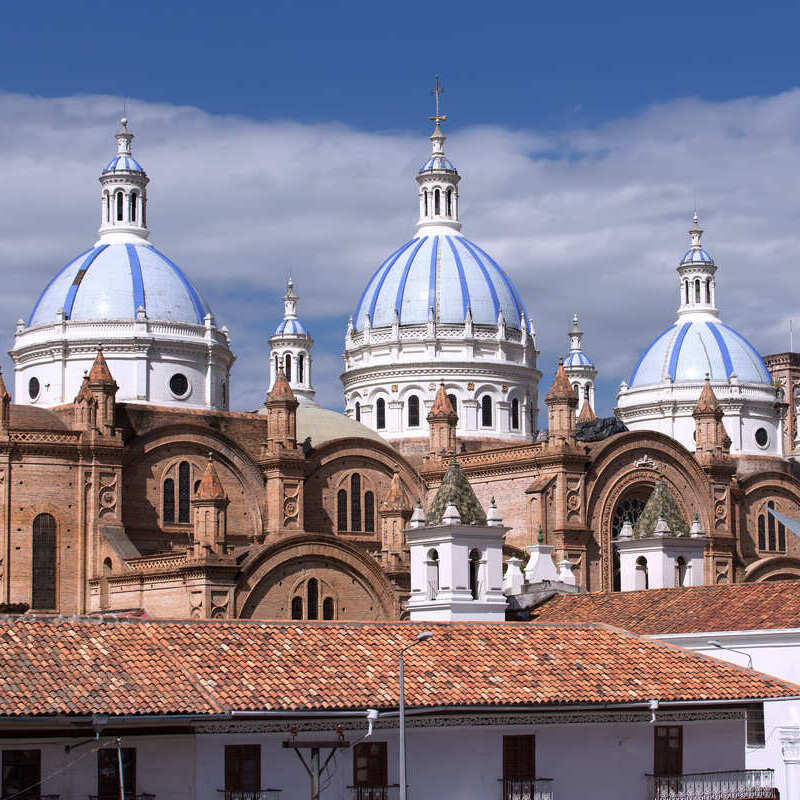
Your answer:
(617, 214), (781, 456)
(341, 101), (541, 448)
(10, 118), (235, 410)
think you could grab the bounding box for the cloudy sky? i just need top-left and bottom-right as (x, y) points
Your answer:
(1, 2), (799, 415)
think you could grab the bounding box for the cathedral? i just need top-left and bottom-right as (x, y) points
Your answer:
(4, 98), (800, 622)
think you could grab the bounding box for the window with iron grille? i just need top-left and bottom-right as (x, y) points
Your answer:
(225, 744), (261, 792)
(98, 747), (136, 799)
(2, 749), (40, 800)
(503, 735), (535, 780)
(747, 706), (766, 748)
(353, 742), (387, 787)
(654, 726), (682, 776)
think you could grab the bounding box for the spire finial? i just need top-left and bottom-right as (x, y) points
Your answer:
(430, 75), (446, 127)
(689, 211), (703, 250)
(115, 116), (133, 156)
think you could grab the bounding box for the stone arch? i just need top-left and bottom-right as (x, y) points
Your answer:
(236, 534), (399, 620)
(585, 431), (713, 591)
(122, 424), (265, 543)
(303, 438), (424, 535)
(739, 471), (800, 563)
(744, 555), (800, 582)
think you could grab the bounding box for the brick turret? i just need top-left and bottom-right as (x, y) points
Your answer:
(427, 382), (458, 457)
(265, 367), (298, 452)
(693, 376), (730, 463)
(545, 360), (578, 445)
(380, 470), (411, 558)
(86, 348), (118, 434)
(191, 455), (229, 558)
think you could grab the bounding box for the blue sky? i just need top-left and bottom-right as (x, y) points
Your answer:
(1, 2), (800, 416)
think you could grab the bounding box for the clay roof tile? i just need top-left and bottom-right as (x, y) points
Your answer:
(195, 456), (227, 502)
(380, 471), (411, 512)
(545, 360), (578, 403)
(87, 348), (116, 385)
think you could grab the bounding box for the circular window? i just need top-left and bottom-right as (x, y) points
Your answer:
(755, 427), (769, 448)
(28, 377), (40, 401)
(169, 373), (190, 398)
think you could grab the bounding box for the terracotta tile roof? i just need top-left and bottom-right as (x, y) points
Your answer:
(531, 582), (800, 634)
(195, 456), (227, 501)
(694, 376), (723, 416)
(267, 368), (297, 403)
(8, 405), (69, 431)
(0, 368), (9, 400)
(577, 397), (596, 423)
(0, 616), (795, 718)
(545, 360), (578, 403)
(428, 383), (457, 419)
(380, 471), (410, 512)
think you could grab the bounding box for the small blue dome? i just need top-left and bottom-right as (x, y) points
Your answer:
(353, 234), (529, 329)
(29, 243), (210, 326)
(629, 319), (770, 387)
(419, 156), (456, 172)
(273, 318), (308, 336)
(102, 155), (144, 173)
(564, 351), (593, 368)
(680, 248), (714, 265)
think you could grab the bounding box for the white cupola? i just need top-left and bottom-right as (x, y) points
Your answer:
(561, 313), (597, 417)
(268, 278), (315, 404)
(677, 213), (717, 316)
(97, 118), (150, 243)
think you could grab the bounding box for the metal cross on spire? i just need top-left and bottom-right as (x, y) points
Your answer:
(430, 76), (447, 125)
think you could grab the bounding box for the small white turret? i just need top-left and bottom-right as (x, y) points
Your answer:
(561, 313), (597, 417)
(268, 278), (316, 404)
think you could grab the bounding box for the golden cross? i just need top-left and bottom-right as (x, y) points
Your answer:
(430, 76), (446, 124)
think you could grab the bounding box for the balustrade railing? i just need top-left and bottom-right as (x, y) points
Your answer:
(501, 777), (554, 800)
(647, 770), (777, 799)
(217, 791), (281, 800)
(348, 784), (399, 800)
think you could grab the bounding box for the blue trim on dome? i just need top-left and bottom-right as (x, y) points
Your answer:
(719, 323), (771, 382)
(445, 236), (470, 319)
(427, 236), (439, 316)
(28, 247), (94, 326)
(353, 240), (417, 327)
(273, 318), (308, 336)
(367, 239), (418, 326)
(64, 245), (108, 318)
(681, 248), (714, 264)
(668, 322), (692, 380)
(468, 239), (528, 324)
(564, 351), (593, 367)
(419, 156), (456, 172)
(458, 238), (500, 320)
(705, 322), (734, 378)
(126, 244), (146, 313)
(146, 246), (206, 324)
(395, 237), (428, 318)
(103, 155), (144, 173)
(629, 326), (674, 385)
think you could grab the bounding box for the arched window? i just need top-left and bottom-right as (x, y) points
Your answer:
(675, 556), (688, 587)
(163, 478), (175, 524)
(364, 491), (375, 533)
(129, 191), (137, 222)
(446, 188), (453, 216)
(178, 461), (191, 523)
(284, 354), (292, 382)
(768, 501), (777, 551)
(103, 192), (110, 222)
(355, 402), (361, 422)
(424, 190), (429, 216)
(32, 514), (57, 609)
(427, 549), (439, 600)
(116, 191), (124, 221)
(481, 395), (493, 427)
(705, 278), (711, 303)
(510, 398), (520, 430)
(103, 557), (113, 576)
(434, 188), (441, 215)
(447, 394), (458, 416)
(684, 280), (689, 305)
(298, 353), (304, 383)
(758, 514), (766, 550)
(469, 549), (481, 600)
(323, 597), (335, 620)
(291, 596), (303, 619)
(274, 354), (279, 378)
(307, 578), (319, 620)
(694, 279), (701, 303)
(408, 395), (420, 427)
(376, 398), (386, 429)
(350, 474), (362, 532)
(635, 556), (649, 590)
(337, 489), (347, 531)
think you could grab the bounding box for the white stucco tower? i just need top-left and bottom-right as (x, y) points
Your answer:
(342, 82), (541, 451)
(11, 118), (235, 410)
(616, 214), (781, 455)
(562, 313), (597, 416)
(268, 279), (315, 404)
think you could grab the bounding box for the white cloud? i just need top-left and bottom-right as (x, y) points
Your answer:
(1, 89), (799, 414)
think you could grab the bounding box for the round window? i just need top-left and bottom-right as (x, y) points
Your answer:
(28, 377), (40, 400)
(755, 427), (769, 448)
(169, 373), (189, 398)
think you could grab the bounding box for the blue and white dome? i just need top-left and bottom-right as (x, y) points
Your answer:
(353, 234), (529, 329)
(680, 247), (714, 265)
(29, 243), (211, 327)
(273, 317), (308, 336)
(629, 320), (770, 387)
(564, 350), (593, 368)
(103, 154), (144, 173)
(419, 155), (456, 172)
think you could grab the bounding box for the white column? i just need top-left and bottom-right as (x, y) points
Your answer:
(781, 727), (800, 800)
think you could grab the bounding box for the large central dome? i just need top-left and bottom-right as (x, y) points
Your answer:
(353, 232), (528, 329)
